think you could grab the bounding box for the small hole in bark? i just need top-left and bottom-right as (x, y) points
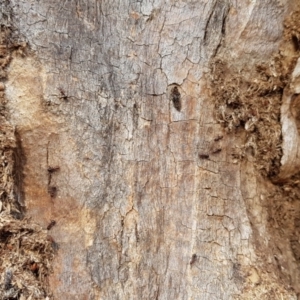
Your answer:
(170, 86), (182, 111)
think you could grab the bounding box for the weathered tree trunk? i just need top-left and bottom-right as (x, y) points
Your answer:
(1, 0), (300, 299)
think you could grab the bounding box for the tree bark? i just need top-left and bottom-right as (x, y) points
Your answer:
(2, 0), (300, 299)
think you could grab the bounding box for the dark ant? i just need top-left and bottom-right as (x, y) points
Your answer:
(48, 186), (57, 198)
(47, 166), (60, 173)
(190, 254), (197, 266)
(58, 87), (69, 101)
(212, 148), (222, 154)
(214, 135), (223, 142)
(47, 220), (56, 230)
(199, 154), (210, 159)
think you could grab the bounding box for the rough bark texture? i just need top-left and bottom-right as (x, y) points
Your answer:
(1, 0), (300, 299)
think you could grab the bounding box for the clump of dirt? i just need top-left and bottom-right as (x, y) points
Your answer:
(211, 59), (285, 177)
(0, 9), (55, 300)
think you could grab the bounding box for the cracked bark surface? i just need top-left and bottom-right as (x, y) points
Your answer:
(2, 0), (300, 299)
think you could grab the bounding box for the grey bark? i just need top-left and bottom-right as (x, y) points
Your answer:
(1, 0), (299, 299)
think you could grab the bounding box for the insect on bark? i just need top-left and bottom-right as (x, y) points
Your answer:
(48, 186), (57, 198)
(214, 135), (223, 142)
(190, 254), (197, 266)
(48, 166), (60, 173)
(199, 154), (210, 159)
(212, 148), (222, 154)
(47, 220), (56, 230)
(58, 87), (69, 101)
